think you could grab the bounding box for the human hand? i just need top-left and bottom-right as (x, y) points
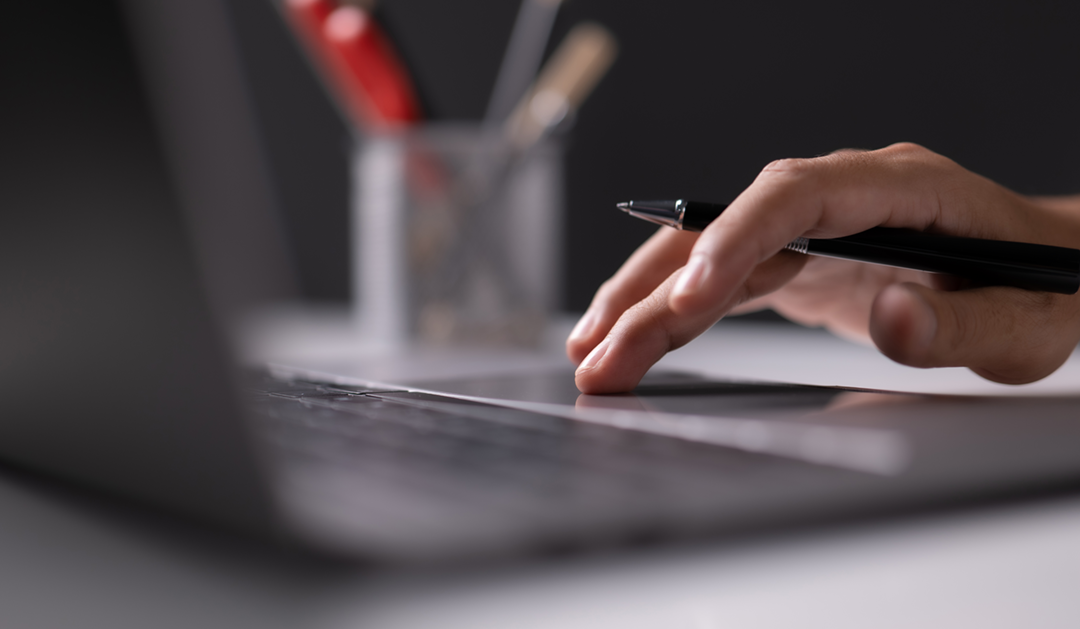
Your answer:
(567, 143), (1080, 393)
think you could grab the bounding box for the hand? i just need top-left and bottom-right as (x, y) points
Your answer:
(567, 143), (1080, 393)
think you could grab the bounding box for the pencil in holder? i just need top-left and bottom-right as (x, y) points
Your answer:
(353, 124), (563, 347)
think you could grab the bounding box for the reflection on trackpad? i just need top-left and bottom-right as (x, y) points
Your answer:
(406, 369), (915, 476)
(408, 368), (908, 422)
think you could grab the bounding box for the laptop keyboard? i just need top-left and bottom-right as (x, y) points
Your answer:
(251, 374), (860, 479)
(243, 374), (872, 550)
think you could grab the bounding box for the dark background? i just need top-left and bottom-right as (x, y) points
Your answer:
(227, 0), (1080, 311)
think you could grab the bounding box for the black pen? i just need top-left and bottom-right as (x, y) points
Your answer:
(618, 199), (1080, 294)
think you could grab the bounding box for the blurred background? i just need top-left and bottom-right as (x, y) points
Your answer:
(14, 0), (1080, 313)
(3, 4), (1080, 625)
(226, 0), (1080, 312)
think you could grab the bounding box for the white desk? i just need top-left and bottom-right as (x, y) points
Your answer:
(4, 311), (1079, 628)
(245, 308), (1080, 397)
(4, 461), (1080, 629)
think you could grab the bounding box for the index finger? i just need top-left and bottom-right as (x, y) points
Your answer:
(667, 142), (1030, 315)
(567, 227), (698, 364)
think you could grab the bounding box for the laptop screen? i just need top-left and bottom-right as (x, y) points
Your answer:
(0, 0), (287, 534)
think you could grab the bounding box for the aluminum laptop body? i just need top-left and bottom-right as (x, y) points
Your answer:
(4, 0), (1080, 563)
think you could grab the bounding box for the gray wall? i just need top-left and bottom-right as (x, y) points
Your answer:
(228, 0), (1080, 310)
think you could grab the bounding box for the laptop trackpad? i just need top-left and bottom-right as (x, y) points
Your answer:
(407, 368), (911, 423)
(405, 369), (1080, 479)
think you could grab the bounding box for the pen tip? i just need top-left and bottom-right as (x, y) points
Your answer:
(616, 201), (630, 211)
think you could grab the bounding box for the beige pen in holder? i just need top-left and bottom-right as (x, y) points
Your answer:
(353, 125), (563, 348)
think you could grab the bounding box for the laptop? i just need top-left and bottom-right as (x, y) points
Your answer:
(4, 0), (1080, 563)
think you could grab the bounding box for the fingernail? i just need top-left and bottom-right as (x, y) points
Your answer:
(568, 310), (599, 343)
(576, 337), (611, 374)
(672, 255), (710, 300)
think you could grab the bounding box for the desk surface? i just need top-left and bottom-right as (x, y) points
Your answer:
(245, 307), (1080, 397)
(5, 311), (1080, 628)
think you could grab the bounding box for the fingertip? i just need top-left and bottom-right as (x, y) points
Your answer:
(573, 331), (660, 394)
(573, 337), (635, 393)
(566, 310), (601, 364)
(574, 369), (642, 395)
(870, 283), (938, 367)
(573, 373), (616, 395)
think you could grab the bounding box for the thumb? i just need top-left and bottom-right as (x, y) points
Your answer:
(869, 282), (1080, 384)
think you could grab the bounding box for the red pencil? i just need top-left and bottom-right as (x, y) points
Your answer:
(283, 0), (371, 126)
(324, 6), (422, 128)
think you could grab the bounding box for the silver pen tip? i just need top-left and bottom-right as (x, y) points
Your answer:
(616, 201), (630, 211)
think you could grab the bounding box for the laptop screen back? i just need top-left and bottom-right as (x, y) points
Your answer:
(0, 0), (284, 534)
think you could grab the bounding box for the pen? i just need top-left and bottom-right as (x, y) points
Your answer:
(485, 0), (565, 126)
(618, 199), (1080, 294)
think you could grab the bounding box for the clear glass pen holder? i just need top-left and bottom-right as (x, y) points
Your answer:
(353, 125), (563, 348)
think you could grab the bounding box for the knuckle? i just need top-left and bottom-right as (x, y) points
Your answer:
(883, 142), (954, 171)
(884, 141), (927, 155)
(760, 157), (815, 177)
(755, 158), (823, 205)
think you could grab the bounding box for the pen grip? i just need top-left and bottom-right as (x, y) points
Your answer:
(681, 200), (726, 231)
(808, 228), (1080, 294)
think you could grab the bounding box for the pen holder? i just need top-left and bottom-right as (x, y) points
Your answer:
(353, 125), (563, 348)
